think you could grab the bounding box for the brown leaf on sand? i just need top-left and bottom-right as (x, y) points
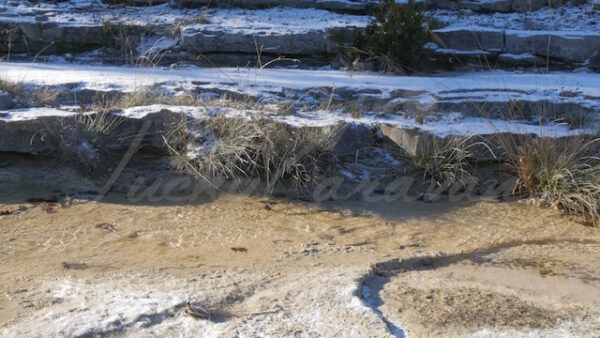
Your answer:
(181, 303), (229, 322)
(62, 198), (89, 208)
(1, 205), (31, 216)
(95, 223), (117, 232)
(62, 262), (89, 270)
(230, 246), (248, 253)
(183, 304), (211, 320)
(41, 203), (57, 214)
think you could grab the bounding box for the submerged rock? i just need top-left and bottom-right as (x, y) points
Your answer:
(0, 91), (12, 110)
(590, 51), (600, 72)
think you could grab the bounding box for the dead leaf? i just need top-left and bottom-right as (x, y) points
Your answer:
(41, 203), (57, 214)
(0, 205), (30, 217)
(183, 304), (210, 320)
(95, 223), (117, 232)
(62, 262), (89, 270)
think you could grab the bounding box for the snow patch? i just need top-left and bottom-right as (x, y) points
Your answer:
(2, 62), (600, 110)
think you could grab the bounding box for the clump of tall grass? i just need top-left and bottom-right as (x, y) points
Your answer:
(0, 80), (59, 107)
(503, 136), (600, 226)
(407, 135), (487, 186)
(31, 86), (60, 106)
(163, 116), (337, 193)
(37, 110), (125, 172)
(0, 79), (24, 97)
(116, 90), (163, 108)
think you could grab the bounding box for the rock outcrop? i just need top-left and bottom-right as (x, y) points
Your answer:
(1, 1), (596, 69)
(0, 91), (11, 110)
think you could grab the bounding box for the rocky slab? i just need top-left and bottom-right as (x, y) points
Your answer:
(430, 4), (600, 67)
(106, 0), (568, 13)
(0, 3), (367, 65)
(1, 62), (598, 158)
(1, 61), (599, 123)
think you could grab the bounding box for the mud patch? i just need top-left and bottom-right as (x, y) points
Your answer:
(385, 286), (560, 331)
(362, 240), (600, 337)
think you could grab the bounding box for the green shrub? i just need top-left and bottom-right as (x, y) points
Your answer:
(352, 0), (431, 73)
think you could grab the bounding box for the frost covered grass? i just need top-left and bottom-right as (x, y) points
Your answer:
(405, 136), (483, 186)
(88, 90), (205, 111)
(36, 109), (125, 172)
(0, 79), (24, 96)
(111, 90), (260, 112)
(163, 115), (338, 193)
(469, 71), (600, 226)
(0, 79), (59, 107)
(30, 86), (60, 107)
(115, 89), (162, 108)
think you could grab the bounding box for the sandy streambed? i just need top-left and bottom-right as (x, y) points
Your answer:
(0, 160), (600, 337)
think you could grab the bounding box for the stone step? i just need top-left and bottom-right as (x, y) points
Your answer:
(1, 62), (598, 157)
(432, 28), (600, 68)
(1, 61), (598, 118)
(429, 4), (600, 68)
(105, 0), (570, 13)
(2, 1), (592, 70)
(103, 0), (375, 13)
(0, 4), (367, 66)
(0, 108), (376, 159)
(459, 0), (564, 13)
(0, 104), (593, 165)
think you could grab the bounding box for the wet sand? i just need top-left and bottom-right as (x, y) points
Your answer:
(1, 158), (599, 337)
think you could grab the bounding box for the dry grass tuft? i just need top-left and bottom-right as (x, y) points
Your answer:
(168, 94), (204, 106)
(191, 15), (211, 24)
(116, 90), (163, 108)
(0, 79), (24, 97)
(1, 80), (59, 107)
(163, 115), (337, 193)
(502, 136), (600, 226)
(407, 136), (484, 186)
(36, 108), (125, 172)
(31, 86), (60, 106)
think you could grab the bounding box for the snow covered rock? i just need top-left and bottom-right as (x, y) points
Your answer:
(504, 32), (600, 63)
(174, 0), (374, 12)
(590, 51), (600, 72)
(432, 28), (600, 65)
(433, 29), (504, 51)
(430, 3), (600, 67)
(460, 0), (565, 12)
(468, 0), (513, 12)
(0, 5), (367, 65)
(50, 0), (567, 14)
(102, 0), (377, 13)
(511, 0), (562, 12)
(181, 27), (352, 56)
(497, 52), (546, 65)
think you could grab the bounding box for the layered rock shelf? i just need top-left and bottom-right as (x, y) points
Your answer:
(0, 0), (598, 68)
(0, 0), (599, 168)
(1, 62), (598, 161)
